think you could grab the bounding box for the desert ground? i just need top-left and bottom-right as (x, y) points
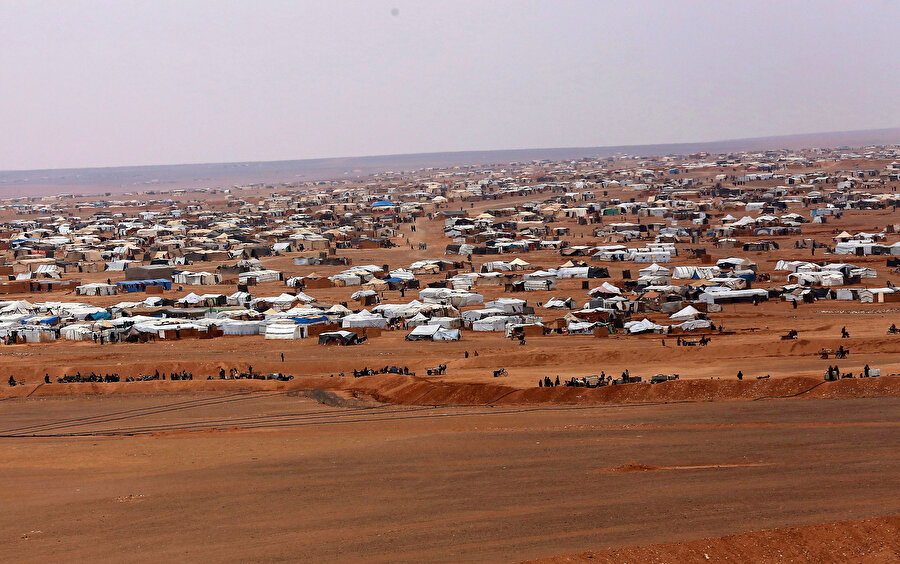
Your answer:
(1, 391), (898, 562)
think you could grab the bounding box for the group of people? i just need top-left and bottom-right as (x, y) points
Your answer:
(561, 370), (636, 387)
(91, 332), (120, 344)
(558, 370), (635, 388)
(208, 367), (293, 381)
(213, 366), (265, 380)
(8, 369), (197, 387)
(538, 375), (561, 387)
(826, 364), (875, 380)
(674, 336), (711, 346)
(352, 365), (411, 377)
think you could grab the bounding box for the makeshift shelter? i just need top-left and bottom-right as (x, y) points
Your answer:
(669, 305), (701, 321)
(544, 297), (576, 309)
(318, 330), (361, 345)
(472, 315), (517, 331)
(173, 271), (221, 285)
(264, 322), (306, 340)
(341, 310), (387, 329)
(239, 269), (281, 284)
(76, 283), (118, 296)
(405, 324), (461, 341)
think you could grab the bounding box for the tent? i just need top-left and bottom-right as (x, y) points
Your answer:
(675, 319), (712, 331)
(672, 266), (721, 279)
(405, 324), (461, 341)
(220, 320), (263, 336)
(318, 331), (360, 345)
(484, 298), (526, 313)
(545, 297), (576, 309)
(264, 322), (305, 340)
(588, 282), (621, 296)
(76, 283), (118, 296)
(173, 271), (221, 285)
(472, 315), (516, 331)
(239, 269), (281, 284)
(669, 305), (701, 321)
(341, 310), (387, 329)
(404, 312), (429, 328)
(639, 263), (670, 276)
(509, 258), (531, 270)
(325, 304), (352, 317)
(624, 318), (664, 334)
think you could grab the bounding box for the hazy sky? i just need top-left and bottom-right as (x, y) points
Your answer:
(1, 1), (898, 170)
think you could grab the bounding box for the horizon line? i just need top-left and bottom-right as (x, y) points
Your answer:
(3, 126), (899, 176)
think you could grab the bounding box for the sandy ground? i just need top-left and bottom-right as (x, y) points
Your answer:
(0, 393), (898, 562)
(527, 516), (900, 563)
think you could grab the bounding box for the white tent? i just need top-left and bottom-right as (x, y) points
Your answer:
(675, 319), (712, 331)
(588, 282), (622, 296)
(556, 267), (589, 279)
(264, 322), (305, 340)
(405, 324), (460, 341)
(174, 271), (221, 285)
(472, 315), (516, 331)
(484, 298), (526, 313)
(388, 268), (416, 280)
(351, 289), (378, 300)
(227, 291), (253, 306)
(76, 283), (118, 296)
(524, 278), (556, 291)
(509, 258), (531, 270)
(638, 263), (670, 276)
(624, 318), (663, 334)
(325, 304), (352, 316)
(341, 310), (387, 329)
(61, 324), (95, 341)
(672, 266), (721, 279)
(481, 261), (512, 272)
(545, 297), (576, 309)
(220, 320), (264, 336)
(669, 305), (701, 321)
(426, 316), (463, 329)
(462, 308), (505, 321)
(239, 269), (281, 284)
(404, 312), (430, 328)
(177, 292), (203, 305)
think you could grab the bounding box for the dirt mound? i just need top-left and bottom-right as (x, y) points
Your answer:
(3, 374), (899, 406)
(337, 373), (900, 406)
(527, 515), (900, 563)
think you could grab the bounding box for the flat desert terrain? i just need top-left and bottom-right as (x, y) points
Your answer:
(1, 390), (898, 562)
